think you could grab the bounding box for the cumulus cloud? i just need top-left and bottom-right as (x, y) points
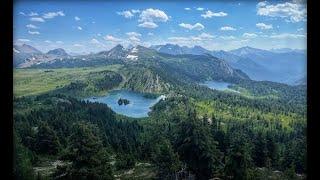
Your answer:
(74, 16), (80, 21)
(90, 38), (107, 48)
(20, 12), (38, 16)
(128, 36), (141, 43)
(168, 32), (215, 43)
(126, 32), (142, 44)
(138, 21), (158, 28)
(131, 9), (140, 14)
(269, 33), (305, 39)
(242, 33), (258, 38)
(126, 32), (141, 37)
(77, 26), (82, 30)
(219, 36), (236, 40)
(196, 7), (204, 11)
(43, 11), (65, 19)
(28, 31), (40, 35)
(185, 8), (191, 10)
(256, 1), (306, 22)
(28, 12), (38, 16)
(201, 10), (227, 18)
(220, 26), (236, 31)
(256, 23), (273, 30)
(139, 8), (169, 23)
(297, 28), (304, 31)
(179, 23), (204, 30)
(90, 39), (99, 44)
(30, 17), (45, 22)
(117, 10), (134, 18)
(26, 24), (38, 29)
(73, 44), (83, 47)
(17, 39), (30, 42)
(104, 35), (122, 42)
(138, 8), (169, 28)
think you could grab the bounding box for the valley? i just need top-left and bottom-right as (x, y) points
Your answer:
(13, 44), (306, 180)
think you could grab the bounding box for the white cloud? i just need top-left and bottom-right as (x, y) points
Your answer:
(73, 44), (83, 47)
(129, 36), (141, 43)
(179, 23), (204, 30)
(138, 9), (169, 29)
(201, 10), (227, 18)
(28, 31), (40, 35)
(168, 32), (214, 43)
(243, 33), (258, 38)
(185, 8), (191, 10)
(17, 39), (30, 42)
(26, 24), (38, 29)
(74, 16), (80, 21)
(28, 12), (38, 16)
(219, 36), (236, 40)
(166, 33), (217, 48)
(90, 38), (107, 48)
(104, 35), (122, 42)
(256, 23), (273, 30)
(197, 33), (215, 39)
(126, 32), (141, 37)
(30, 17), (45, 22)
(139, 8), (169, 23)
(43, 11), (65, 19)
(77, 26), (82, 30)
(20, 12), (39, 16)
(297, 28), (304, 31)
(131, 9), (140, 14)
(269, 33), (305, 39)
(117, 10), (134, 18)
(126, 32), (141, 44)
(138, 21), (158, 28)
(257, 1), (306, 22)
(220, 26), (236, 31)
(196, 7), (204, 11)
(90, 39), (99, 44)
(45, 40), (52, 43)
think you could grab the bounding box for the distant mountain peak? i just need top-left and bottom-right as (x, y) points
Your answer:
(113, 44), (124, 49)
(14, 44), (42, 54)
(47, 48), (68, 56)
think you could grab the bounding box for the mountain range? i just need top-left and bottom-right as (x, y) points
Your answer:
(13, 43), (306, 85)
(150, 44), (306, 85)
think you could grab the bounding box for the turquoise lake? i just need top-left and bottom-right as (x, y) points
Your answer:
(84, 90), (164, 118)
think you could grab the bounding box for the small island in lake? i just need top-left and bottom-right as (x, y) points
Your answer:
(118, 98), (130, 105)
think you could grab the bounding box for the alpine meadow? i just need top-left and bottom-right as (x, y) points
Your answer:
(13, 1), (307, 179)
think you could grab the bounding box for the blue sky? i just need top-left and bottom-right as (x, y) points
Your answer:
(14, 0), (307, 54)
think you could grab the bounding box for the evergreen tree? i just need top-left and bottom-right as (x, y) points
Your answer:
(152, 138), (182, 178)
(175, 110), (223, 179)
(64, 121), (113, 179)
(35, 122), (61, 155)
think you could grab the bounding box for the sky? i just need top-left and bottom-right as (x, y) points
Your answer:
(14, 0), (307, 54)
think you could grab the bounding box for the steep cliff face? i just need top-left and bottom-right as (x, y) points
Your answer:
(120, 66), (172, 93)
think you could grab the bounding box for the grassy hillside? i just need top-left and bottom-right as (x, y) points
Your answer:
(14, 64), (176, 98)
(13, 65), (123, 97)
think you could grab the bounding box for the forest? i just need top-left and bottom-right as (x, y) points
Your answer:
(13, 78), (306, 179)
